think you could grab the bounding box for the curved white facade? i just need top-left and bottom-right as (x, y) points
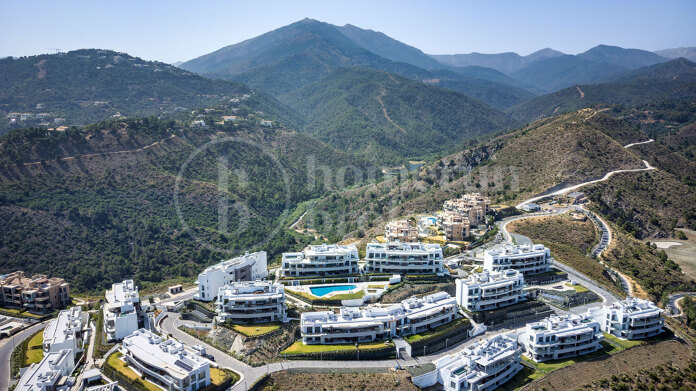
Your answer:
(519, 314), (603, 362)
(215, 281), (287, 324)
(364, 241), (444, 275)
(300, 292), (457, 344)
(588, 297), (664, 340)
(281, 244), (359, 278)
(483, 244), (550, 275)
(455, 270), (524, 311)
(434, 334), (522, 391)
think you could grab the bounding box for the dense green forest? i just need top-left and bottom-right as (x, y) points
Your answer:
(279, 67), (515, 164)
(0, 108), (367, 293)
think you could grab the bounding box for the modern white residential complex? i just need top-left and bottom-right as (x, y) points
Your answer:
(483, 244), (551, 275)
(518, 314), (603, 362)
(104, 279), (144, 341)
(15, 349), (76, 391)
(197, 251), (268, 301)
(43, 306), (89, 354)
(215, 280), (287, 324)
(364, 241), (444, 275)
(433, 334), (522, 391)
(300, 292), (457, 344)
(587, 297), (664, 340)
(455, 270), (525, 311)
(281, 244), (359, 278)
(385, 220), (418, 242)
(120, 329), (210, 391)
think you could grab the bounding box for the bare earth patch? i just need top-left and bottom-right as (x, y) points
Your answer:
(652, 229), (696, 281)
(523, 339), (693, 391)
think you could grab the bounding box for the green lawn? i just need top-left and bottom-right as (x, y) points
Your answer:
(523, 341), (619, 373)
(106, 352), (162, 391)
(404, 318), (470, 343)
(565, 283), (589, 293)
(602, 333), (645, 350)
(210, 367), (239, 385)
(281, 340), (390, 355)
(230, 323), (280, 337)
(24, 331), (44, 365)
(367, 284), (387, 289)
(498, 366), (545, 391)
(0, 308), (43, 319)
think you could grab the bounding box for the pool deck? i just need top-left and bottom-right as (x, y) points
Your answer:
(287, 281), (389, 299)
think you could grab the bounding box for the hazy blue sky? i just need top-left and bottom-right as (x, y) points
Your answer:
(1, 0), (694, 63)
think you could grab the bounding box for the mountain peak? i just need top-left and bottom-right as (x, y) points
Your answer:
(578, 44), (668, 69)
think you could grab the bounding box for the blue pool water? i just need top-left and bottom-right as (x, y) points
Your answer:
(309, 285), (357, 297)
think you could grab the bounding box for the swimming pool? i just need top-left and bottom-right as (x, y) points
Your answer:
(309, 285), (357, 297)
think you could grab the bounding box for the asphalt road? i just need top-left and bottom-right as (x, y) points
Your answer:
(0, 322), (46, 391)
(667, 292), (696, 316)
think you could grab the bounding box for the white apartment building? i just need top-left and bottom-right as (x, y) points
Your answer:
(588, 297), (664, 340)
(385, 220), (418, 242)
(215, 280), (287, 324)
(104, 280), (143, 342)
(301, 292), (457, 344)
(120, 329), (210, 391)
(455, 270), (524, 311)
(434, 334), (522, 391)
(281, 244), (359, 278)
(197, 251), (268, 301)
(43, 306), (89, 354)
(16, 349), (76, 391)
(483, 244), (551, 276)
(519, 314), (603, 362)
(364, 241), (444, 275)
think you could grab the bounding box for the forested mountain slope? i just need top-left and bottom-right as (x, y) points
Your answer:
(279, 67), (515, 164)
(0, 49), (251, 135)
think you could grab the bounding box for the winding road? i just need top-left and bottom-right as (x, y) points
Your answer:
(0, 322), (46, 391)
(517, 160), (655, 208)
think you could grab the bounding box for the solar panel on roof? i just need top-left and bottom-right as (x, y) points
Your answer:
(174, 359), (193, 372)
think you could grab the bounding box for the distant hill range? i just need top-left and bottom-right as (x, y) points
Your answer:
(0, 49), (250, 135)
(430, 48), (565, 74)
(655, 47), (696, 62)
(507, 58), (696, 123)
(431, 44), (671, 92)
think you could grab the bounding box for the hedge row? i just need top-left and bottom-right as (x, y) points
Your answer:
(282, 344), (395, 361)
(409, 319), (472, 356)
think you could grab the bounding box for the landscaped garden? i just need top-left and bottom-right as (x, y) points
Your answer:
(404, 318), (470, 343)
(228, 323), (280, 337)
(281, 340), (390, 355)
(24, 330), (44, 365)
